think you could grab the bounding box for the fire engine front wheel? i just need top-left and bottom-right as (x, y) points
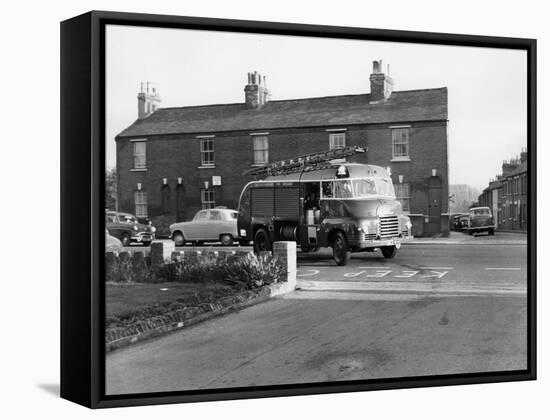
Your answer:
(381, 245), (397, 259)
(332, 231), (351, 266)
(254, 228), (272, 253)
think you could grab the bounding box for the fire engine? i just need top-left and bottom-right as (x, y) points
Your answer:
(237, 146), (412, 265)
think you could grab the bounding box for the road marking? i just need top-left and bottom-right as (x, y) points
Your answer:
(358, 266), (392, 269)
(484, 268), (521, 271)
(421, 271), (449, 279)
(419, 267), (454, 270)
(394, 270), (420, 278)
(344, 271), (366, 278)
(366, 270), (392, 278)
(296, 269), (320, 277)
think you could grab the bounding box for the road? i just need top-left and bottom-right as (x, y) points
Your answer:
(106, 239), (527, 395)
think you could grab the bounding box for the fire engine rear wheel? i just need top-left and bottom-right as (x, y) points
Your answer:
(332, 231), (351, 266)
(381, 245), (397, 259)
(254, 228), (272, 253)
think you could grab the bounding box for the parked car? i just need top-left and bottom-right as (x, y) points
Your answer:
(458, 214), (470, 232)
(451, 213), (467, 231)
(105, 211), (156, 246)
(467, 207), (495, 235)
(105, 229), (123, 253)
(169, 208), (239, 246)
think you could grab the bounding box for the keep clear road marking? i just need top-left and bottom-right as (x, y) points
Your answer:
(485, 267), (521, 271)
(344, 269), (449, 279)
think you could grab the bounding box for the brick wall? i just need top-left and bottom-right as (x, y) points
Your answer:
(116, 120), (448, 229)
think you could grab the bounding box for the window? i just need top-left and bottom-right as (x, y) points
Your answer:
(134, 191), (148, 218)
(201, 189), (215, 209)
(209, 210), (222, 220)
(329, 133), (346, 150)
(392, 128), (410, 159)
(394, 183), (410, 212)
(200, 138), (215, 166)
(133, 141), (146, 168)
(253, 136), (269, 164)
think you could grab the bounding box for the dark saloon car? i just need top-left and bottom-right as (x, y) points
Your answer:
(467, 207), (495, 236)
(451, 213), (467, 231)
(105, 211), (156, 246)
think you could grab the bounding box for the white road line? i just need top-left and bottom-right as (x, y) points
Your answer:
(296, 269), (320, 277)
(358, 266), (391, 269)
(419, 267), (454, 270)
(485, 268), (521, 271)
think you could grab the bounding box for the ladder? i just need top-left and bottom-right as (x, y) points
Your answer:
(243, 145), (367, 177)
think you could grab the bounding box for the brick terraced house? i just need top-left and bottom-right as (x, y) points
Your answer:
(115, 60), (449, 236)
(478, 149), (527, 231)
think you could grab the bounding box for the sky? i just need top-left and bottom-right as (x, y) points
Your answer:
(106, 25), (527, 191)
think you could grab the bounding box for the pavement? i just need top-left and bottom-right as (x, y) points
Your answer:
(106, 238), (528, 395)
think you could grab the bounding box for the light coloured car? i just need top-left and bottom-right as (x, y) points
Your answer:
(105, 229), (123, 253)
(169, 208), (239, 246)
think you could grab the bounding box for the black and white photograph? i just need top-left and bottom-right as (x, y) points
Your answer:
(102, 21), (531, 397)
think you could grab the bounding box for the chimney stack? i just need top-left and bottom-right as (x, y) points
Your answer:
(244, 71), (270, 109)
(369, 59), (394, 103)
(137, 81), (161, 119)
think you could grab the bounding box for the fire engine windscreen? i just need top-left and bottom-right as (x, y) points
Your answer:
(353, 178), (395, 198)
(322, 178), (395, 199)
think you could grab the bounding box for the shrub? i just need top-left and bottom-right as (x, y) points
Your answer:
(220, 252), (286, 288)
(105, 250), (286, 288)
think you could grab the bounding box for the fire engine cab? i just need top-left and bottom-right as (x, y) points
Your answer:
(237, 146), (412, 265)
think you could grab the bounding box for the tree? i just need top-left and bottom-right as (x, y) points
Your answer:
(106, 168), (117, 210)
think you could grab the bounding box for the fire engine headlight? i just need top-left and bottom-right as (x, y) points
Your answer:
(133, 225), (139, 231)
(406, 220), (412, 230)
(360, 219), (378, 234)
(240, 229), (247, 237)
(151, 226), (157, 233)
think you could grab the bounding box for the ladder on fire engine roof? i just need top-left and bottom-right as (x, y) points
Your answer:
(243, 145), (367, 178)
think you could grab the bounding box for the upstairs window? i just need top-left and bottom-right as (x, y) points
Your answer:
(329, 133), (346, 150)
(253, 136), (269, 165)
(200, 138), (215, 166)
(392, 128), (410, 160)
(133, 141), (147, 169)
(394, 183), (410, 212)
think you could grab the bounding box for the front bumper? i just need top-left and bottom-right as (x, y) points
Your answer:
(356, 234), (413, 249)
(469, 225), (495, 231)
(131, 232), (154, 243)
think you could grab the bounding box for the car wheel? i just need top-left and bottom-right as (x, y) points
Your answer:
(381, 245), (397, 259)
(172, 231), (185, 246)
(121, 233), (131, 247)
(488, 228), (494, 236)
(220, 234), (234, 246)
(142, 241), (151, 247)
(332, 231), (351, 266)
(468, 230), (474, 235)
(301, 246), (311, 253)
(254, 228), (272, 253)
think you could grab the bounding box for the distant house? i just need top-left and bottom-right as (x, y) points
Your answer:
(115, 60), (449, 236)
(478, 150), (527, 231)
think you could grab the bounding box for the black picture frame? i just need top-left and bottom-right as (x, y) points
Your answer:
(60, 10), (537, 409)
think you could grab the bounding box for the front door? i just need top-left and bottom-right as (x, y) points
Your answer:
(426, 176), (442, 235)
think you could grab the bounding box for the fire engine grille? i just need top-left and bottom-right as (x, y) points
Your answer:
(360, 233), (377, 241)
(379, 216), (399, 238)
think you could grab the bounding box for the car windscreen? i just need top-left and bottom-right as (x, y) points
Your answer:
(471, 208), (491, 216)
(228, 212), (238, 220)
(121, 215), (137, 223)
